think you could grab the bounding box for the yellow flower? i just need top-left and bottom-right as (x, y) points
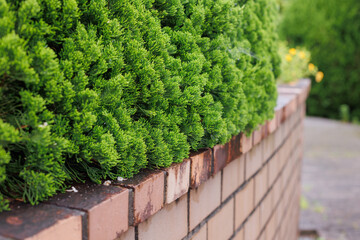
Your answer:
(289, 48), (297, 55)
(299, 51), (306, 59)
(285, 54), (292, 62)
(315, 71), (324, 82)
(308, 63), (315, 71)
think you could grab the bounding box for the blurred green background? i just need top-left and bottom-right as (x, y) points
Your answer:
(279, 0), (360, 122)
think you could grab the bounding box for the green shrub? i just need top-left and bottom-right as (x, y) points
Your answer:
(0, 0), (280, 210)
(279, 0), (360, 120)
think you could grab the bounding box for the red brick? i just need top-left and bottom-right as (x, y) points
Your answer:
(189, 173), (221, 230)
(275, 97), (286, 125)
(222, 154), (245, 200)
(117, 227), (135, 240)
(244, 208), (260, 240)
(254, 165), (268, 206)
(278, 93), (297, 120)
(138, 194), (187, 240)
(263, 132), (275, 163)
(47, 183), (129, 240)
(213, 142), (230, 174)
(0, 202), (83, 240)
(240, 132), (252, 153)
(252, 126), (263, 146)
(295, 79), (311, 100)
(267, 116), (277, 134)
(261, 124), (268, 140)
(118, 170), (164, 224)
(233, 228), (244, 240)
(190, 148), (212, 188)
(277, 87), (301, 105)
(208, 200), (234, 240)
(230, 134), (242, 162)
(235, 179), (254, 228)
(245, 143), (263, 180)
(165, 159), (190, 204)
(274, 126), (283, 150)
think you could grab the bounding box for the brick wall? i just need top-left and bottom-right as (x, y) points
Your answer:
(0, 80), (310, 240)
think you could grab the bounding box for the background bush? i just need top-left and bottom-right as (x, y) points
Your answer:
(0, 0), (280, 210)
(279, 0), (360, 120)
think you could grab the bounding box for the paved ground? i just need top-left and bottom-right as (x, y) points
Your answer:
(299, 117), (360, 240)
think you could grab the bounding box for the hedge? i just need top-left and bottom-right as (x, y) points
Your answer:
(279, 0), (360, 120)
(0, 0), (280, 211)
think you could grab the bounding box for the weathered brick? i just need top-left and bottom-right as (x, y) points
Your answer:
(263, 132), (275, 163)
(190, 148), (212, 188)
(275, 96), (287, 124)
(230, 134), (242, 162)
(261, 124), (268, 140)
(245, 143), (263, 180)
(0, 202), (83, 240)
(222, 154), (245, 201)
(207, 199), (234, 240)
(240, 132), (252, 154)
(254, 165), (268, 206)
(213, 142), (230, 174)
(138, 194), (187, 240)
(47, 183), (129, 240)
(244, 208), (260, 240)
(118, 170), (164, 225)
(275, 106), (284, 128)
(189, 173), (221, 230)
(252, 126), (263, 146)
(279, 94), (297, 120)
(235, 179), (254, 228)
(116, 227), (135, 240)
(165, 159), (190, 204)
(190, 224), (207, 240)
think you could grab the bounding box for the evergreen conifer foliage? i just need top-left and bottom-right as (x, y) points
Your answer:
(0, 0), (280, 211)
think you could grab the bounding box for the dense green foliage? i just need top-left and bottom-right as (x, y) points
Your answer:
(0, 0), (280, 210)
(279, 0), (360, 120)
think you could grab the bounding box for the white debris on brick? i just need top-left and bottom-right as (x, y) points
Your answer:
(66, 186), (78, 193)
(103, 180), (111, 186)
(117, 177), (127, 182)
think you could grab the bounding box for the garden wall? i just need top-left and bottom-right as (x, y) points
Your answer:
(0, 80), (310, 240)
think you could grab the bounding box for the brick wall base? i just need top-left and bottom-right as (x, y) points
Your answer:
(0, 80), (310, 240)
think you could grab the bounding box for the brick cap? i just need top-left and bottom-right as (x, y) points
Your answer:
(0, 201), (83, 240)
